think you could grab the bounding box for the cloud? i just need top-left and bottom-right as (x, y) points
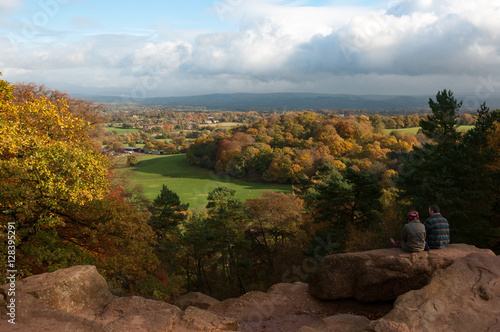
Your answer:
(1, 0), (500, 98)
(287, 0), (500, 78)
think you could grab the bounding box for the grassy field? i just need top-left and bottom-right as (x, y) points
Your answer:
(384, 125), (474, 135)
(117, 154), (292, 210)
(107, 127), (140, 135)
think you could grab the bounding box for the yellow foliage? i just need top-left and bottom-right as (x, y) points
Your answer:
(331, 160), (346, 171)
(0, 79), (110, 211)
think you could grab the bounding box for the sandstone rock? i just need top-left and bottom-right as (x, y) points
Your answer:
(97, 295), (181, 332)
(308, 244), (495, 302)
(1, 265), (113, 318)
(209, 282), (327, 322)
(181, 306), (239, 331)
(209, 282), (391, 332)
(0, 291), (104, 331)
(367, 253), (500, 332)
(174, 291), (220, 310)
(297, 314), (371, 332)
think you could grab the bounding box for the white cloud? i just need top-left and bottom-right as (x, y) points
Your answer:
(1, 0), (499, 98)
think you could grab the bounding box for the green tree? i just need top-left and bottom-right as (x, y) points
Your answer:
(205, 187), (250, 298)
(420, 89), (462, 146)
(150, 185), (189, 274)
(298, 164), (383, 254)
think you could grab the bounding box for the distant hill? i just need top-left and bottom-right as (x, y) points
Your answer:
(81, 92), (500, 112)
(143, 93), (430, 111)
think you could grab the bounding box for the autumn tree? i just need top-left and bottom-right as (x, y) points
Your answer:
(243, 192), (306, 282)
(0, 78), (159, 293)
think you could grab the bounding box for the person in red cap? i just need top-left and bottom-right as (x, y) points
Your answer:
(390, 211), (427, 252)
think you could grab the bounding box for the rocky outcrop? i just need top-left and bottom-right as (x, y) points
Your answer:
(208, 281), (392, 331)
(13, 265), (113, 319)
(0, 265), (237, 331)
(308, 243), (495, 302)
(1, 245), (498, 331)
(367, 253), (500, 332)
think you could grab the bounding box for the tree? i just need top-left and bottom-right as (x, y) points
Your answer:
(205, 187), (250, 297)
(298, 164), (383, 254)
(150, 185), (188, 278)
(151, 185), (189, 231)
(243, 192), (305, 277)
(0, 78), (159, 292)
(420, 89), (462, 146)
(127, 155), (140, 166)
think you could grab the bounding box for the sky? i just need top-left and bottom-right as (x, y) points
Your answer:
(1, 0), (500, 103)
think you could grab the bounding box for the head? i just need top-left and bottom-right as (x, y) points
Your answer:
(407, 211), (419, 221)
(429, 205), (440, 215)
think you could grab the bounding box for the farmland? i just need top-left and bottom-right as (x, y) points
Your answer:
(384, 125), (474, 135)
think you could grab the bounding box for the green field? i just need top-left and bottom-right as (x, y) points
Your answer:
(118, 154), (292, 210)
(384, 125), (474, 135)
(107, 127), (140, 135)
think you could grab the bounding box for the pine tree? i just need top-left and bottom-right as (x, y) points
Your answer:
(150, 185), (188, 274)
(420, 89), (462, 146)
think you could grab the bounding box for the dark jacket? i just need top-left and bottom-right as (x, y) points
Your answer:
(425, 213), (450, 249)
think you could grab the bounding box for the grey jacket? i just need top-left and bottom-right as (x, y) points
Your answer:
(401, 220), (426, 252)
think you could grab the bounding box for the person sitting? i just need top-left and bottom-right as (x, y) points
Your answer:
(390, 211), (427, 252)
(424, 205), (450, 249)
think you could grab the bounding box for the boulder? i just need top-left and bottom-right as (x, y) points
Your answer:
(1, 265), (113, 318)
(174, 291), (220, 310)
(308, 244), (495, 302)
(367, 253), (500, 332)
(0, 291), (104, 331)
(97, 295), (182, 332)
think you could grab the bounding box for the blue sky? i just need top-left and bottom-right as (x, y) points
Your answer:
(1, 0), (500, 101)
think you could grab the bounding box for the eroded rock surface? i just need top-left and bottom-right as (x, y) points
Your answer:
(308, 244), (495, 302)
(367, 253), (500, 332)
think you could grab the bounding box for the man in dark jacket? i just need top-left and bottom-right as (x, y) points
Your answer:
(425, 205), (450, 249)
